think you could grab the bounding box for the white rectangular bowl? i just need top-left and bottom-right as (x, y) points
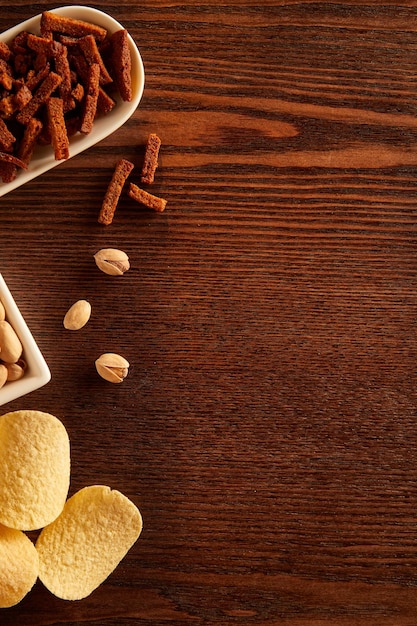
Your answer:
(0, 274), (51, 406)
(0, 5), (145, 197)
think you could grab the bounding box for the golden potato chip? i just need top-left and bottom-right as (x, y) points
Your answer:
(0, 410), (70, 531)
(0, 523), (39, 608)
(36, 485), (142, 600)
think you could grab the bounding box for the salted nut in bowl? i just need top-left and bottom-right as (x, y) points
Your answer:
(0, 274), (50, 406)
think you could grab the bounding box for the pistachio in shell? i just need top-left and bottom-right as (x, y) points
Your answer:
(95, 353), (129, 383)
(94, 249), (130, 276)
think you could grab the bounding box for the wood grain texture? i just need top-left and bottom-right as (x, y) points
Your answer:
(1, 1), (417, 624)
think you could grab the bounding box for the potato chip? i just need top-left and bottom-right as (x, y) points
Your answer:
(0, 523), (39, 608)
(0, 410), (70, 531)
(36, 485), (142, 600)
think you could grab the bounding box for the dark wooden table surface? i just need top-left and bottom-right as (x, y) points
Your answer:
(2, 1), (417, 624)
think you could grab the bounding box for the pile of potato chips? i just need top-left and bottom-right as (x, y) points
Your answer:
(0, 410), (142, 606)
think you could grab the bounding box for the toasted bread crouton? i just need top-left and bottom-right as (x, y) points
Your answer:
(47, 97), (69, 160)
(128, 183), (167, 212)
(0, 41), (11, 61)
(141, 133), (161, 185)
(16, 71), (62, 125)
(0, 119), (15, 152)
(52, 41), (73, 111)
(80, 63), (100, 134)
(40, 11), (107, 42)
(110, 30), (132, 102)
(98, 159), (134, 225)
(17, 117), (43, 164)
(79, 35), (113, 85)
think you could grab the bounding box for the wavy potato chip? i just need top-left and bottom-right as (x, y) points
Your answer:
(0, 524), (39, 608)
(0, 410), (70, 531)
(36, 485), (142, 600)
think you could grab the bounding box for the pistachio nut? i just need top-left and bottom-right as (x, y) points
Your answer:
(0, 363), (7, 389)
(0, 320), (22, 363)
(0, 301), (5, 322)
(63, 300), (91, 330)
(94, 248), (130, 276)
(5, 358), (26, 382)
(95, 353), (129, 383)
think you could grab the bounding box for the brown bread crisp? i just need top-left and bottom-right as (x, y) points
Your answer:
(52, 41), (73, 111)
(128, 183), (167, 213)
(26, 34), (55, 58)
(0, 41), (11, 61)
(25, 64), (50, 92)
(0, 59), (13, 91)
(47, 97), (69, 160)
(0, 149), (29, 183)
(97, 87), (116, 114)
(141, 133), (161, 185)
(17, 117), (43, 163)
(0, 152), (28, 169)
(98, 159), (134, 225)
(80, 63), (100, 134)
(40, 11), (107, 42)
(13, 84), (32, 111)
(0, 118), (15, 152)
(78, 35), (113, 85)
(2, 117), (43, 183)
(110, 29), (132, 101)
(16, 71), (62, 125)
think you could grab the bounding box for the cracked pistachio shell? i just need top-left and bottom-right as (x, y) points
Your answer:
(63, 300), (91, 330)
(94, 249), (130, 276)
(0, 320), (22, 364)
(95, 353), (129, 383)
(0, 301), (5, 322)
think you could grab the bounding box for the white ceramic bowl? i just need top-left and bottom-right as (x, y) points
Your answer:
(0, 274), (51, 406)
(0, 5), (145, 197)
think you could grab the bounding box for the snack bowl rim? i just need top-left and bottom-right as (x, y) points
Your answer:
(0, 5), (145, 198)
(0, 273), (51, 406)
